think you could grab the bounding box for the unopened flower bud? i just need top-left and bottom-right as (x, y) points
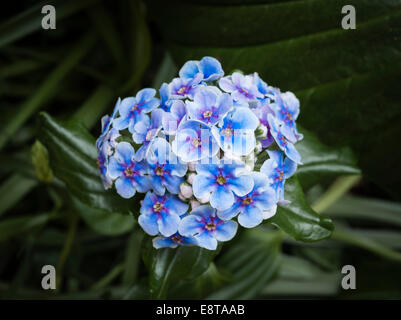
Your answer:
(198, 192), (210, 204)
(254, 141), (263, 154)
(255, 124), (268, 139)
(187, 173), (196, 185)
(188, 162), (197, 172)
(180, 182), (193, 199)
(190, 200), (200, 210)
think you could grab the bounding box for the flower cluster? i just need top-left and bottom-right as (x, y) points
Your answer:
(96, 57), (303, 250)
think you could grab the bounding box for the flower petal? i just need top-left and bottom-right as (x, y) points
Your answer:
(138, 213), (159, 236)
(227, 174), (254, 197)
(238, 205), (263, 228)
(193, 174), (215, 199)
(178, 214), (203, 237)
(157, 213), (180, 237)
(195, 232), (218, 250)
(115, 177), (136, 198)
(210, 186), (234, 211)
(215, 220), (238, 241)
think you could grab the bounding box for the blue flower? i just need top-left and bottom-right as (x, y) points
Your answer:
(113, 88), (160, 133)
(219, 72), (263, 103)
(147, 138), (187, 195)
(252, 103), (275, 148)
(211, 107), (259, 156)
(162, 100), (187, 135)
(132, 109), (163, 161)
(107, 142), (149, 198)
(96, 98), (121, 156)
(168, 76), (203, 100)
(97, 151), (112, 189)
(97, 128), (120, 160)
(172, 120), (219, 162)
(180, 56), (224, 82)
(272, 90), (303, 142)
(152, 231), (197, 249)
(178, 205), (237, 250)
(138, 191), (189, 237)
(260, 150), (297, 201)
(192, 159), (254, 211)
(253, 72), (274, 99)
(267, 114), (302, 164)
(159, 83), (172, 112)
(217, 172), (276, 228)
(186, 87), (232, 126)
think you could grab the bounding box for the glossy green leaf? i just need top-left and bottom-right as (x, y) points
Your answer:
(0, 0), (99, 48)
(325, 195), (401, 227)
(206, 228), (282, 299)
(268, 176), (334, 241)
(142, 238), (218, 299)
(71, 196), (135, 236)
(296, 127), (361, 188)
(0, 213), (50, 242)
(159, 4), (401, 198)
(150, 0), (400, 47)
(0, 174), (37, 217)
(37, 112), (137, 214)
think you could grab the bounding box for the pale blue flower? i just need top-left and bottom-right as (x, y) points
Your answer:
(219, 72), (263, 103)
(152, 231), (198, 249)
(272, 90), (303, 142)
(139, 191), (189, 237)
(217, 172), (276, 228)
(113, 89), (160, 133)
(180, 56), (224, 82)
(147, 138), (187, 195)
(132, 109), (163, 161)
(192, 159), (254, 211)
(186, 87), (232, 125)
(168, 76), (203, 100)
(260, 150), (297, 201)
(267, 114), (302, 164)
(211, 107), (259, 156)
(179, 205), (237, 250)
(162, 100), (187, 135)
(107, 142), (149, 198)
(172, 120), (219, 162)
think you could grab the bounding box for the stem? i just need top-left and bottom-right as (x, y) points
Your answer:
(90, 264), (125, 290)
(312, 175), (361, 213)
(332, 229), (401, 263)
(56, 212), (79, 291)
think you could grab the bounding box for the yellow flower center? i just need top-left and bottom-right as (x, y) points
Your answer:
(192, 138), (201, 147)
(124, 167), (134, 177)
(153, 202), (163, 212)
(217, 175), (226, 185)
(205, 223), (216, 231)
(242, 197), (253, 205)
(155, 166), (164, 176)
(203, 110), (212, 118)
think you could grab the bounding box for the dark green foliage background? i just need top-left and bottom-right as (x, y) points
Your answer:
(0, 0), (400, 299)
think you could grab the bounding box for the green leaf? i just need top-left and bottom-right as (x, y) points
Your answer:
(71, 196), (135, 236)
(295, 127), (361, 189)
(206, 228), (281, 299)
(150, 0), (400, 47)
(0, 213), (50, 242)
(268, 176), (334, 241)
(0, 174), (37, 217)
(142, 238), (218, 299)
(37, 112), (137, 214)
(325, 195), (401, 227)
(159, 3), (401, 198)
(0, 32), (96, 151)
(0, 0), (99, 48)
